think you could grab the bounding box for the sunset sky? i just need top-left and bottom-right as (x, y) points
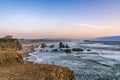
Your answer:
(0, 0), (120, 39)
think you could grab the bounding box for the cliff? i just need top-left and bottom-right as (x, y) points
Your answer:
(0, 38), (22, 50)
(0, 39), (75, 80)
(0, 64), (74, 80)
(0, 49), (23, 65)
(0, 49), (75, 80)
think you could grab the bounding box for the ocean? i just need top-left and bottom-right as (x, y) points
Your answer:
(24, 41), (120, 80)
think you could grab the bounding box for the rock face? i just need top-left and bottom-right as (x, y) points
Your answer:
(64, 49), (71, 53)
(59, 42), (66, 48)
(72, 48), (84, 52)
(41, 43), (46, 48)
(83, 40), (91, 42)
(38, 42), (84, 54)
(0, 38), (22, 51)
(87, 49), (91, 51)
(52, 49), (58, 52)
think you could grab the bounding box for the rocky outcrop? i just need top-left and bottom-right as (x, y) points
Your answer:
(0, 49), (75, 80)
(52, 49), (58, 52)
(87, 49), (91, 51)
(66, 44), (70, 48)
(0, 38), (22, 50)
(41, 43), (46, 48)
(38, 42), (84, 53)
(59, 42), (66, 48)
(72, 48), (84, 52)
(0, 41), (75, 80)
(64, 49), (71, 53)
(83, 40), (91, 42)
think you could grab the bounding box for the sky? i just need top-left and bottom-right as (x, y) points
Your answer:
(0, 0), (120, 39)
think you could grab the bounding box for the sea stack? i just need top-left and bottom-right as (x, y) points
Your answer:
(72, 48), (84, 52)
(59, 42), (66, 48)
(41, 43), (46, 48)
(66, 44), (70, 48)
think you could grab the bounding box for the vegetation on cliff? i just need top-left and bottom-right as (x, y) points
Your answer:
(0, 64), (74, 80)
(0, 38), (22, 50)
(0, 49), (23, 65)
(0, 49), (75, 80)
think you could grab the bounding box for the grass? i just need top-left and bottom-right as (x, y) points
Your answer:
(0, 49), (23, 65)
(0, 38), (18, 42)
(0, 49), (75, 80)
(0, 64), (74, 80)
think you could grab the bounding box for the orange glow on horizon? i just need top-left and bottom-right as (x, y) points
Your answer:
(0, 26), (120, 39)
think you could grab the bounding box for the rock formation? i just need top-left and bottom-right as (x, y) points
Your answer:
(0, 38), (22, 51)
(52, 49), (58, 52)
(64, 49), (71, 53)
(66, 44), (70, 48)
(72, 48), (84, 52)
(59, 42), (66, 48)
(0, 39), (75, 80)
(0, 49), (75, 80)
(41, 43), (46, 48)
(87, 49), (91, 51)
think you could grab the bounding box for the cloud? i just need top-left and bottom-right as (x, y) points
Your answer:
(73, 23), (108, 29)
(74, 23), (98, 28)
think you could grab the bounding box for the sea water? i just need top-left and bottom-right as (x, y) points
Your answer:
(24, 41), (120, 80)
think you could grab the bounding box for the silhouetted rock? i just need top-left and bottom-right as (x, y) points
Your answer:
(84, 40), (91, 42)
(59, 42), (66, 48)
(41, 43), (46, 48)
(66, 44), (70, 48)
(64, 49), (71, 53)
(72, 48), (84, 52)
(40, 49), (42, 51)
(87, 49), (91, 51)
(76, 56), (81, 58)
(52, 49), (58, 52)
(46, 50), (48, 52)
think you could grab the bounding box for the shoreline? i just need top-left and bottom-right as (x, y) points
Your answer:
(0, 39), (75, 80)
(21, 42), (58, 57)
(21, 43), (41, 64)
(21, 43), (40, 57)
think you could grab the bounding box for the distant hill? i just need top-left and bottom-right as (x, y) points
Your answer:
(92, 36), (120, 41)
(20, 38), (73, 44)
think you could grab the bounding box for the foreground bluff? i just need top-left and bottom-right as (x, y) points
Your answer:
(0, 38), (22, 50)
(0, 38), (75, 80)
